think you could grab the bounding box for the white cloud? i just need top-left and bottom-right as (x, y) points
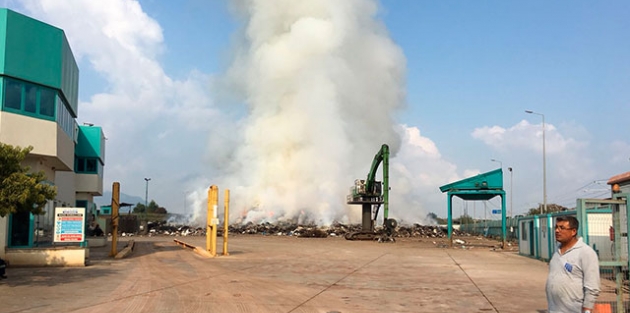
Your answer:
(387, 125), (463, 222)
(610, 141), (630, 165)
(471, 120), (602, 210)
(13, 0), (223, 213)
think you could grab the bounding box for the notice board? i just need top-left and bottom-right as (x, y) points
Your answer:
(54, 207), (85, 243)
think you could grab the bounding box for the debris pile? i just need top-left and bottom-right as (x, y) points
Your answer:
(396, 223), (468, 238)
(147, 221), (205, 236)
(129, 220), (472, 239)
(227, 222), (469, 239)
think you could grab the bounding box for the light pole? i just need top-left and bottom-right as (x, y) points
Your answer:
(144, 177), (151, 217)
(508, 167), (513, 218)
(491, 158), (502, 169)
(525, 110), (547, 215)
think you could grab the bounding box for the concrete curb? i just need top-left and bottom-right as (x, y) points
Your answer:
(114, 240), (135, 259)
(174, 239), (213, 258)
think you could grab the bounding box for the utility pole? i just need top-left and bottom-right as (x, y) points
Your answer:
(525, 110), (547, 214)
(144, 177), (151, 220)
(508, 167), (513, 218)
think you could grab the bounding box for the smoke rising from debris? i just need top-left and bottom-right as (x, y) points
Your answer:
(209, 0), (406, 225)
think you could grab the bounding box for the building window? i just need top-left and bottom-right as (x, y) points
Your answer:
(56, 95), (77, 139)
(4, 79), (22, 110)
(39, 88), (55, 117)
(24, 84), (37, 113)
(76, 157), (85, 172)
(86, 159), (97, 172)
(2, 77), (58, 121)
(76, 157), (101, 175)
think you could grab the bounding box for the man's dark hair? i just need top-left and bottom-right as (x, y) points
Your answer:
(556, 216), (579, 230)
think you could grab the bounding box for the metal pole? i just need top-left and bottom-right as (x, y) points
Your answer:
(223, 189), (229, 256)
(491, 158), (502, 169)
(525, 110), (547, 214)
(207, 185), (219, 257)
(144, 178), (151, 219)
(508, 167), (513, 218)
(542, 114), (547, 215)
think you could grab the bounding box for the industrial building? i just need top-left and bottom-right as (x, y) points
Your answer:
(0, 8), (105, 266)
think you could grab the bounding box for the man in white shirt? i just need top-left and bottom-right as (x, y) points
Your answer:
(545, 216), (600, 313)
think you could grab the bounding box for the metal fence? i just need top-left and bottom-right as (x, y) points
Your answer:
(596, 266), (629, 313)
(462, 195), (630, 312)
(459, 218), (519, 241)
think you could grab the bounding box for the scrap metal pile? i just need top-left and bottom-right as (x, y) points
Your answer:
(142, 221), (470, 239)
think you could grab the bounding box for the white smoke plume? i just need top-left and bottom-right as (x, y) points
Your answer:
(211, 0), (407, 225)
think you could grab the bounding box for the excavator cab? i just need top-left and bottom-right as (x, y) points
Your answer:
(345, 144), (396, 241)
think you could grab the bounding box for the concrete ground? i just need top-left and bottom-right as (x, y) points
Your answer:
(0, 235), (550, 313)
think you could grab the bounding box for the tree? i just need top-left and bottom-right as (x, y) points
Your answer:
(133, 202), (146, 213)
(133, 200), (167, 214)
(458, 214), (475, 224)
(0, 143), (57, 217)
(526, 203), (570, 216)
(146, 200), (159, 213)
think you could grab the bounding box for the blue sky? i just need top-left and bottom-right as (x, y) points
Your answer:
(5, 0), (629, 224)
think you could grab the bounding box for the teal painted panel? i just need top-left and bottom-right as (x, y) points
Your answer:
(76, 125), (105, 160)
(0, 10), (7, 71)
(2, 9), (63, 89)
(440, 168), (504, 192)
(60, 34), (78, 116)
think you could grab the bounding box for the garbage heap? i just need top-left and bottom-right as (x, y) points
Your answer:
(141, 221), (470, 239)
(229, 222), (469, 238)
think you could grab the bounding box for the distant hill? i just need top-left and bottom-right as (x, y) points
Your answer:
(94, 192), (144, 209)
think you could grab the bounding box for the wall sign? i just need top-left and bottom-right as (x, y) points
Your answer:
(54, 207), (85, 243)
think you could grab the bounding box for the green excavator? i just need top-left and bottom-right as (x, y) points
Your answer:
(345, 144), (397, 241)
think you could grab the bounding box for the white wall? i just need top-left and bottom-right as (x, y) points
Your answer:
(55, 171), (76, 207)
(0, 112), (74, 171)
(588, 213), (614, 261)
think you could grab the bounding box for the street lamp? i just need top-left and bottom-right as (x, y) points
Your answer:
(525, 110), (547, 215)
(508, 167), (513, 218)
(144, 178), (151, 215)
(491, 158), (502, 169)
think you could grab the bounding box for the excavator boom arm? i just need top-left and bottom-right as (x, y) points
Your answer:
(365, 144), (389, 221)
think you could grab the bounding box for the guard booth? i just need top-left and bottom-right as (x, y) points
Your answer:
(439, 169), (507, 248)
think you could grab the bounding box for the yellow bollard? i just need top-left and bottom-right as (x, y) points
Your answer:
(206, 185), (219, 257)
(109, 182), (120, 257)
(223, 189), (230, 256)
(211, 186), (218, 257)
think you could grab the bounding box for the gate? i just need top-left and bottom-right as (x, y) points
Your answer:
(582, 194), (630, 312)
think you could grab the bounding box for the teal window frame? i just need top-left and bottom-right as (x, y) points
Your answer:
(39, 88), (56, 117)
(1, 77), (57, 122)
(4, 78), (22, 110)
(75, 157), (102, 175)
